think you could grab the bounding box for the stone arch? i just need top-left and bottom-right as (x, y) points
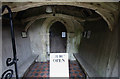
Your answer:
(42, 17), (76, 54)
(24, 14), (83, 32)
(45, 18), (74, 33)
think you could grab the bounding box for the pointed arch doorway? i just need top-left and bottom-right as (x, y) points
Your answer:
(49, 21), (67, 53)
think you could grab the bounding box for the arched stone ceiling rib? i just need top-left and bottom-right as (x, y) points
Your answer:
(24, 13), (102, 32)
(3, 2), (120, 31)
(22, 14), (86, 23)
(22, 14), (102, 23)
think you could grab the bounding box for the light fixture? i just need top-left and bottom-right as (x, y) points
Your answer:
(21, 31), (27, 38)
(87, 31), (91, 39)
(46, 6), (52, 13)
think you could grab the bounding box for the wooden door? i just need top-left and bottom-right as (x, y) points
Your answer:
(50, 21), (67, 53)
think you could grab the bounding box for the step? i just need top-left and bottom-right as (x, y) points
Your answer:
(74, 53), (100, 77)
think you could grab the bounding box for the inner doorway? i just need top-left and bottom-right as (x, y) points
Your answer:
(49, 21), (67, 53)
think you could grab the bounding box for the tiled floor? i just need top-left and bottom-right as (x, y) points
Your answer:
(25, 61), (85, 78)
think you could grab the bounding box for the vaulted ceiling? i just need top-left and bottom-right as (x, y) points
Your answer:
(2, 2), (120, 31)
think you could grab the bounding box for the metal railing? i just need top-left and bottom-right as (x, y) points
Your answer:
(1, 5), (19, 79)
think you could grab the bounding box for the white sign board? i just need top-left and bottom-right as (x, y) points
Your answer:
(62, 32), (66, 37)
(50, 53), (69, 77)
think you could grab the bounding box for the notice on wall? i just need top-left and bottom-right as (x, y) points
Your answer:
(50, 53), (69, 77)
(62, 32), (66, 37)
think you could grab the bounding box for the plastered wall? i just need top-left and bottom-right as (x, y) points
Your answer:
(2, 19), (37, 77)
(78, 19), (118, 77)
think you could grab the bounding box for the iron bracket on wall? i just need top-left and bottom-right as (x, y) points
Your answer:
(1, 5), (19, 79)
